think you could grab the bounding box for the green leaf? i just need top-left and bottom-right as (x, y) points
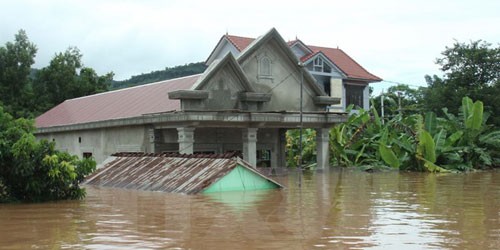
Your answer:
(462, 97), (473, 125)
(418, 130), (436, 163)
(424, 112), (437, 135)
(446, 131), (463, 147)
(433, 129), (447, 154)
(418, 156), (449, 172)
(379, 143), (401, 168)
(479, 131), (500, 148)
(470, 100), (483, 130)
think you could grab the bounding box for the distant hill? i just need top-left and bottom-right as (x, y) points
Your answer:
(111, 62), (207, 89)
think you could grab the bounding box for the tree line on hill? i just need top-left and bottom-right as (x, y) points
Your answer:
(111, 62), (207, 89)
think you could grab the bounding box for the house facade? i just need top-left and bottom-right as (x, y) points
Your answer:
(206, 34), (382, 111)
(35, 28), (380, 169)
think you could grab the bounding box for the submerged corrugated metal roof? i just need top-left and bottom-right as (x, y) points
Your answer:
(84, 152), (283, 194)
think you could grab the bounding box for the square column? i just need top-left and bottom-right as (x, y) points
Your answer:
(177, 127), (195, 154)
(147, 128), (161, 153)
(242, 128), (258, 167)
(316, 128), (330, 170)
(277, 128), (287, 168)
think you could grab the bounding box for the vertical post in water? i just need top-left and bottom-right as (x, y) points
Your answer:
(298, 62), (304, 187)
(380, 89), (385, 124)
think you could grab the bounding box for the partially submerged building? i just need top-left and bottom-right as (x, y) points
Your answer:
(35, 28), (381, 169)
(84, 152), (283, 194)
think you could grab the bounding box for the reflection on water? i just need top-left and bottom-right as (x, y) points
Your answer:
(1, 169), (499, 249)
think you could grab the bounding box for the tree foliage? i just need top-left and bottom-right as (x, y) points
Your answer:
(371, 84), (425, 120)
(34, 47), (113, 112)
(286, 129), (317, 168)
(423, 40), (500, 126)
(0, 29), (38, 117)
(0, 106), (95, 202)
(0, 30), (113, 118)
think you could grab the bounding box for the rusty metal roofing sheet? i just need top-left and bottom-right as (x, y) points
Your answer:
(84, 153), (283, 194)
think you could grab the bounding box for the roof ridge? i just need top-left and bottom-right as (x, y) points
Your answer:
(69, 74), (203, 102)
(224, 34), (255, 52)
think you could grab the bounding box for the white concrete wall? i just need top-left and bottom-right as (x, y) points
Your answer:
(37, 125), (147, 164)
(363, 85), (370, 110)
(330, 78), (344, 112)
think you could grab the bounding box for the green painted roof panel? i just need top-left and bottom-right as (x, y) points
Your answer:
(203, 165), (280, 193)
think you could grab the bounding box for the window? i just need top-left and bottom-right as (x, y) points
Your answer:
(259, 57), (272, 77)
(83, 152), (92, 159)
(345, 85), (365, 108)
(313, 57), (323, 72)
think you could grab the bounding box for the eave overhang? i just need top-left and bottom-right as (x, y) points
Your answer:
(35, 110), (347, 134)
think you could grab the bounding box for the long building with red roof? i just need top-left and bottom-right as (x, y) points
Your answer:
(36, 28), (380, 167)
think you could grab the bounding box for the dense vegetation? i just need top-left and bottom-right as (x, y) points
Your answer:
(0, 106), (96, 202)
(111, 62), (207, 89)
(0, 30), (105, 202)
(287, 40), (500, 171)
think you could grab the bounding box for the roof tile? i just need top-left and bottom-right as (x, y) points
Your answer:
(225, 35), (381, 81)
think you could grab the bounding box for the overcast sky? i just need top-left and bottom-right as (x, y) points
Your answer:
(1, 0), (499, 94)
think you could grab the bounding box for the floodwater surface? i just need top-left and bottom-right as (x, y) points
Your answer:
(1, 169), (499, 249)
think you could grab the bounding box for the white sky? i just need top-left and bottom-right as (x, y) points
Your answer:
(1, 0), (499, 95)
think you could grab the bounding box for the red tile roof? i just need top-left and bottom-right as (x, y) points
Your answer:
(35, 74), (200, 128)
(225, 35), (381, 82)
(308, 45), (382, 81)
(224, 35), (254, 52)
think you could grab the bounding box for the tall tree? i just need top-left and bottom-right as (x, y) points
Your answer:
(423, 40), (500, 126)
(34, 47), (113, 111)
(371, 84), (424, 120)
(0, 30), (37, 117)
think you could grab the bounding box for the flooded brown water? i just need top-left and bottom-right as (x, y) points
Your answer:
(1, 169), (499, 249)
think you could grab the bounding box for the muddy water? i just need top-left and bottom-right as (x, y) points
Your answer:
(1, 170), (499, 249)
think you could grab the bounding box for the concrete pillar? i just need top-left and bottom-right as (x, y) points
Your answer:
(147, 128), (161, 153)
(316, 128), (330, 170)
(278, 128), (287, 168)
(270, 129), (278, 169)
(177, 127), (195, 154)
(242, 128), (258, 167)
